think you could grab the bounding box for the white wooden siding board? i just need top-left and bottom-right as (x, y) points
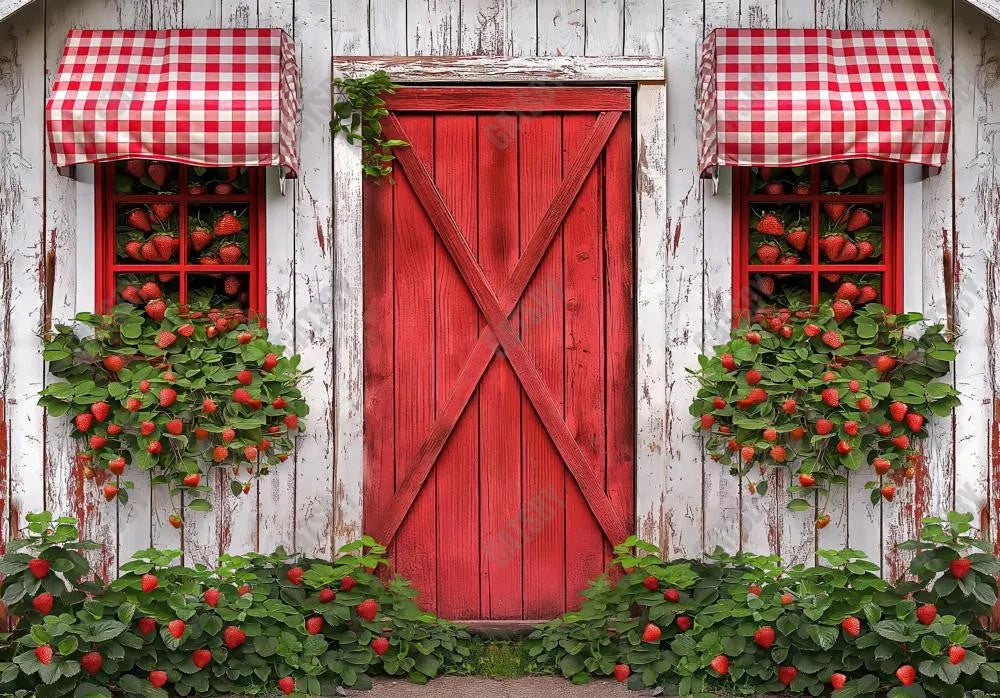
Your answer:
(506, 0), (538, 55)
(816, 0), (847, 29)
(221, 0), (254, 28)
(623, 0), (662, 56)
(777, 0), (814, 27)
(182, 0), (221, 27)
(335, 55), (666, 82)
(658, 0), (703, 559)
(369, 0), (408, 56)
(150, 0), (182, 29)
(256, 0), (297, 557)
(408, 0), (460, 55)
(742, 0), (777, 28)
(952, 1), (999, 546)
(537, 0), (585, 56)
(0, 0), (45, 545)
(294, 0), (336, 559)
(459, 0), (509, 55)
(634, 81), (669, 552)
(584, 0), (623, 55)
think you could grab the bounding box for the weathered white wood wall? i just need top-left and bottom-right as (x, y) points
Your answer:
(0, 0), (998, 583)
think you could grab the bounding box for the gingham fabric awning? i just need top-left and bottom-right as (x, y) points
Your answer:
(47, 29), (299, 176)
(698, 29), (952, 176)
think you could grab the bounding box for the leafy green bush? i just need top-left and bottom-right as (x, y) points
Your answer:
(0, 513), (469, 697)
(527, 512), (1000, 697)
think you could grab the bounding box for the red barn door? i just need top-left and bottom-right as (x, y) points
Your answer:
(363, 87), (634, 620)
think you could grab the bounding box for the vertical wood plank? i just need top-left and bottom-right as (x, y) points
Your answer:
(294, 0), (336, 559)
(433, 114), (480, 618)
(562, 112), (605, 604)
(478, 112), (522, 618)
(702, 1), (742, 556)
(369, 1), (408, 55)
(151, 0), (183, 29)
(624, 0), (662, 56)
(183, 0), (222, 27)
(0, 0), (45, 547)
(519, 113), (566, 618)
(815, 0), (847, 29)
(537, 0), (585, 56)
(221, 0), (254, 27)
(776, 0), (814, 27)
(257, 0), (297, 558)
(742, 0), (778, 27)
(408, 0), (460, 55)
(660, 0), (704, 559)
(459, 0), (509, 55)
(634, 81), (669, 551)
(507, 0), (538, 55)
(392, 115), (438, 610)
(584, 0), (624, 55)
(952, 1), (1000, 553)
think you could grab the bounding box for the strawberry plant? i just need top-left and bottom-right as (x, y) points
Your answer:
(689, 301), (958, 520)
(526, 517), (999, 696)
(38, 301), (309, 521)
(0, 513), (470, 696)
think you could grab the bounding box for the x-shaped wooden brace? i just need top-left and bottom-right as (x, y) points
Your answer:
(372, 110), (630, 547)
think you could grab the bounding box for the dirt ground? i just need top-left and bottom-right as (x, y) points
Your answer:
(343, 676), (646, 697)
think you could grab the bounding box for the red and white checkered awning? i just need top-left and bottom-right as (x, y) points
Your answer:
(47, 29), (299, 176)
(698, 29), (952, 176)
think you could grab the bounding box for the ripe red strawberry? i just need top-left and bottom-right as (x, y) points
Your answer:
(341, 575), (357, 591)
(319, 587), (336, 603)
(841, 616), (861, 637)
(32, 592), (54, 615)
(832, 299), (853, 322)
(89, 434), (107, 450)
(756, 213), (785, 236)
(837, 241), (859, 262)
(284, 414), (299, 430)
(220, 427), (236, 443)
(149, 202), (176, 223)
(881, 484), (896, 501)
(102, 355), (125, 373)
(778, 254), (800, 271)
(162, 418), (183, 436)
(822, 330), (843, 349)
(830, 161), (851, 187)
(741, 446), (755, 461)
(237, 331), (253, 345)
(152, 234), (178, 261)
(757, 275), (776, 296)
(831, 672), (847, 690)
(237, 369), (253, 386)
(846, 209), (871, 232)
(126, 208), (152, 232)
(141, 240), (163, 262)
(896, 665), (916, 685)
(892, 434), (910, 450)
(367, 636), (390, 657)
(777, 666), (798, 686)
(875, 355), (897, 373)
(219, 243), (242, 265)
(107, 423), (122, 437)
(212, 446), (228, 463)
(305, 616), (323, 635)
(781, 593), (794, 604)
(844, 420), (859, 436)
(753, 626), (775, 649)
(278, 677), (295, 695)
(109, 457), (126, 475)
(756, 243), (781, 265)
(641, 622), (661, 643)
(803, 323), (821, 337)
(798, 472), (815, 487)
(835, 282), (860, 303)
(857, 285), (879, 304)
(35, 645), (53, 665)
(124, 397), (142, 412)
(149, 670), (168, 688)
(223, 625), (246, 649)
(710, 655), (729, 675)
(852, 159), (875, 178)
(663, 588), (680, 603)
(138, 617), (156, 634)
(80, 651), (103, 676)
(238, 584), (251, 596)
(816, 514), (831, 528)
(675, 615), (692, 631)
(873, 457), (891, 475)
(200, 399), (217, 415)
(159, 387), (177, 407)
(949, 557), (971, 578)
(262, 352), (279, 372)
(214, 212), (243, 236)
(746, 369), (762, 385)
(763, 182), (784, 195)
(200, 254), (221, 265)
(762, 427), (777, 442)
(613, 664), (631, 682)
(146, 299), (167, 322)
(121, 284), (144, 304)
(853, 240), (875, 262)
(75, 413), (94, 433)
(138, 421), (155, 437)
(720, 353), (737, 371)
(847, 380), (860, 393)
(824, 202), (848, 224)
(357, 599), (379, 621)
(189, 226), (213, 252)
(125, 159), (147, 178)
(147, 162), (169, 187)
(222, 275), (242, 296)
(103, 484), (119, 501)
(287, 566), (304, 585)
(203, 588), (221, 607)
(779, 398), (796, 415)
(906, 413), (925, 433)
(784, 227), (809, 251)
(821, 233), (847, 260)
(949, 645), (967, 665)
(876, 423), (892, 436)
(748, 584), (763, 596)
(793, 183), (810, 194)
(821, 388), (840, 407)
(139, 281), (162, 302)
(889, 401), (909, 422)
(699, 414), (715, 431)
(837, 440), (852, 454)
(192, 648), (212, 669)
(155, 330), (177, 349)
(167, 619), (186, 638)
(141, 573), (159, 593)
(916, 603), (937, 625)
(182, 473), (201, 487)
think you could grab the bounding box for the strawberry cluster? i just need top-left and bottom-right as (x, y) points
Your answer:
(690, 300), (958, 520)
(40, 301), (309, 523)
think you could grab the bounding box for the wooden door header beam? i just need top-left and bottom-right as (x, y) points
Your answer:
(333, 55), (666, 84)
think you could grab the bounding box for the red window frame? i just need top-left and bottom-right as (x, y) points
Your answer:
(95, 163), (267, 314)
(732, 162), (904, 318)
